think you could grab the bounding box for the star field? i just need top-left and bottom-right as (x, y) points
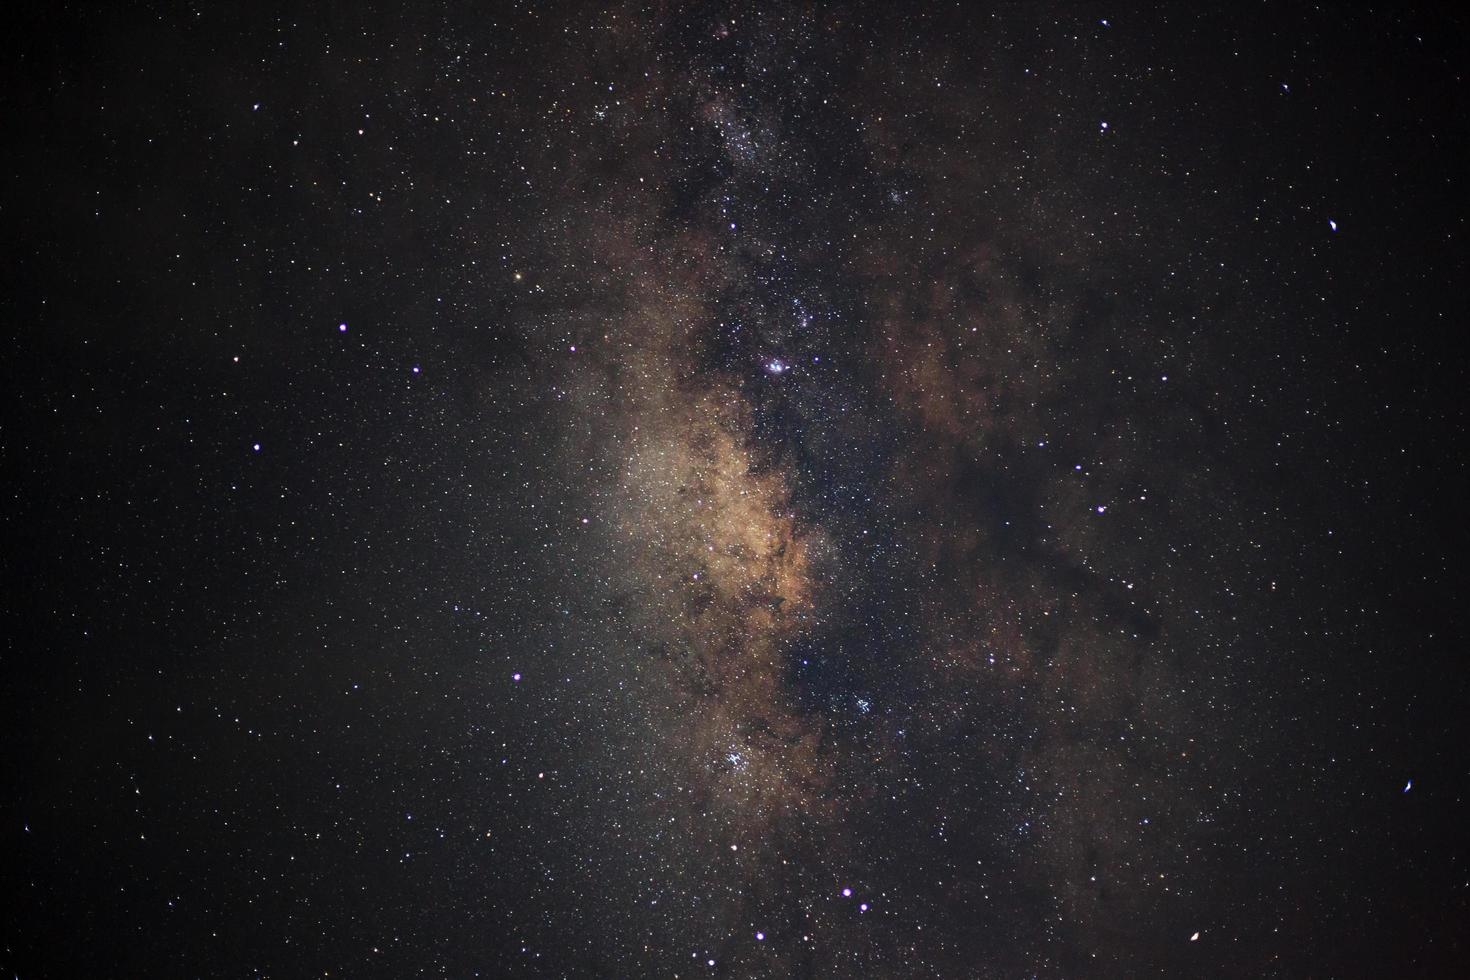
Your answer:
(4, 2), (1468, 977)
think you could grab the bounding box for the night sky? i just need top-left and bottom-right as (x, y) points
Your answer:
(5, 2), (1468, 977)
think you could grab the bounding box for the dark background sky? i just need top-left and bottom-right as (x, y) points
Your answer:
(4, 2), (1467, 977)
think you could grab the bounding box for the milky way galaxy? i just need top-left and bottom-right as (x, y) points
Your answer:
(499, 19), (1235, 971)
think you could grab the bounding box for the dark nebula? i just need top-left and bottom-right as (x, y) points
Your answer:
(4, 2), (1467, 977)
